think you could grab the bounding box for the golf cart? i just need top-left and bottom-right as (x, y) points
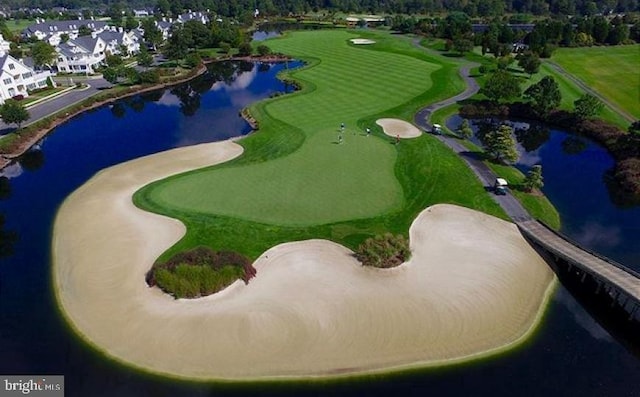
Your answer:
(494, 178), (508, 195)
(432, 124), (442, 135)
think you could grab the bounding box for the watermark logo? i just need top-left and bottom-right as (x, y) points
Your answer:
(0, 376), (64, 396)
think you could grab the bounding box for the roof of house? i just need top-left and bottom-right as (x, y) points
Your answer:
(57, 36), (103, 58)
(73, 36), (101, 52)
(97, 30), (124, 44)
(0, 54), (10, 71)
(23, 20), (108, 36)
(178, 11), (209, 22)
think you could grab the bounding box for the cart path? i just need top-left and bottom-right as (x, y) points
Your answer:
(410, 40), (531, 222)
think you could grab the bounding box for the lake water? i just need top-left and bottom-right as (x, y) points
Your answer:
(0, 63), (638, 396)
(446, 116), (640, 271)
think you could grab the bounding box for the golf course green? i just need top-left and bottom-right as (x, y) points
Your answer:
(134, 30), (508, 259)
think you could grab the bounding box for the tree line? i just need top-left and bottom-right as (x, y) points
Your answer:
(3, 0), (639, 19)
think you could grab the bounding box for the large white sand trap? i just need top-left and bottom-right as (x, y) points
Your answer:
(350, 38), (376, 45)
(376, 118), (422, 138)
(53, 141), (555, 380)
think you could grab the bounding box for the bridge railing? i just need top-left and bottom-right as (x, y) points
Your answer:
(532, 220), (640, 279)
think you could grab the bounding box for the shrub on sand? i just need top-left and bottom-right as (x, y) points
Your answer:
(355, 233), (410, 268)
(147, 246), (256, 298)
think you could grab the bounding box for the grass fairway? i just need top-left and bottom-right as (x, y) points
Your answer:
(552, 45), (640, 120)
(135, 30), (506, 259)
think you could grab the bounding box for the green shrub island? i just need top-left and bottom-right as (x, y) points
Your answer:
(355, 233), (411, 269)
(146, 247), (256, 299)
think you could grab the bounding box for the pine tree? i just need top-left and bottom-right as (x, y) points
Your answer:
(523, 165), (544, 192)
(457, 119), (473, 139)
(484, 124), (519, 163)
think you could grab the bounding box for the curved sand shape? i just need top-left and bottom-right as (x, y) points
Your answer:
(53, 141), (555, 380)
(350, 38), (376, 45)
(376, 118), (422, 138)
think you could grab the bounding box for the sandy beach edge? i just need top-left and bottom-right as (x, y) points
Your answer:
(52, 140), (556, 382)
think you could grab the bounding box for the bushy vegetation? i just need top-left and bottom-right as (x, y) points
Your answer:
(146, 246), (256, 299)
(355, 233), (410, 269)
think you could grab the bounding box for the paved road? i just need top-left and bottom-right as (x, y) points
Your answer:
(411, 56), (532, 222)
(545, 61), (635, 124)
(0, 78), (112, 134)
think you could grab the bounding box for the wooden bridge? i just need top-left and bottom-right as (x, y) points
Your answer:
(517, 219), (640, 321)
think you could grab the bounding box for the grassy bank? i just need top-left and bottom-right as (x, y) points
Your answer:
(430, 104), (560, 229)
(552, 45), (640, 120)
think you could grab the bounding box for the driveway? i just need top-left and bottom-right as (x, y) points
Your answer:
(0, 78), (112, 134)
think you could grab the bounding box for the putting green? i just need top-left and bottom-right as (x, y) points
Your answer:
(145, 31), (438, 226)
(136, 30), (506, 258)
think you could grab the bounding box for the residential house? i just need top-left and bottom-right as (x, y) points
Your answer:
(0, 54), (54, 104)
(55, 36), (106, 74)
(97, 28), (141, 56)
(155, 19), (173, 41)
(177, 11), (209, 24)
(22, 19), (109, 46)
(0, 34), (10, 56)
(133, 9), (151, 18)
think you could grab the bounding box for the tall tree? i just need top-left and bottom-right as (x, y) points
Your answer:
(457, 119), (473, 139)
(0, 100), (30, 129)
(31, 41), (56, 70)
(453, 36), (474, 55)
(483, 124), (519, 163)
(481, 70), (522, 104)
(523, 165), (544, 192)
(517, 51), (541, 78)
(141, 18), (162, 51)
(524, 76), (561, 117)
(574, 94), (603, 120)
(78, 25), (92, 37)
(136, 46), (153, 67)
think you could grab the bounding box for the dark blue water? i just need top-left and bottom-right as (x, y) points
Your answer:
(0, 67), (638, 396)
(447, 116), (640, 271)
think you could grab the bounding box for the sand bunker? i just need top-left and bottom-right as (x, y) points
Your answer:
(350, 38), (376, 45)
(53, 141), (554, 380)
(376, 118), (422, 138)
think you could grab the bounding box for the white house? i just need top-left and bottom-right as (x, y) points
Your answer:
(133, 9), (150, 18)
(55, 36), (106, 74)
(97, 28), (141, 56)
(177, 11), (209, 24)
(0, 34), (10, 56)
(0, 54), (54, 104)
(22, 19), (108, 45)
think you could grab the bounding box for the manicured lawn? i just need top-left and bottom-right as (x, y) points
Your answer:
(134, 30), (508, 259)
(552, 45), (640, 120)
(6, 18), (33, 33)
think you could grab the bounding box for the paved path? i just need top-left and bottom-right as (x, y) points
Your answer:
(410, 57), (531, 222)
(0, 78), (112, 134)
(545, 60), (635, 124)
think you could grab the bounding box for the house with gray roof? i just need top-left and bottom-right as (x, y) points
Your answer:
(55, 36), (106, 74)
(97, 27), (141, 56)
(22, 19), (109, 46)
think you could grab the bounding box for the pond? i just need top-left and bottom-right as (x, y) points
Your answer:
(447, 116), (640, 271)
(0, 64), (638, 396)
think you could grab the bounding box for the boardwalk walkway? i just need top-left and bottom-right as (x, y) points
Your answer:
(518, 219), (640, 306)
